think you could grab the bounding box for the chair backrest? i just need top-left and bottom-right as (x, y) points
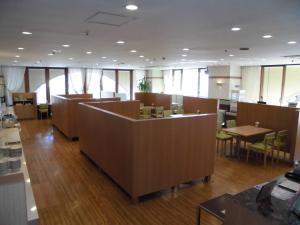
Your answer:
(163, 110), (172, 117)
(276, 130), (288, 143)
(264, 132), (276, 146)
(142, 107), (152, 115)
(155, 106), (164, 114)
(226, 120), (236, 128)
(39, 104), (48, 110)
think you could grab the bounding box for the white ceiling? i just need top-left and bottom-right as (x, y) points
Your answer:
(0, 0), (300, 69)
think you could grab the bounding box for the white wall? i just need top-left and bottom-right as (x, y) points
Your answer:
(241, 66), (260, 103)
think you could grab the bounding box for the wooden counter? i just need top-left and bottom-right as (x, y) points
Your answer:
(51, 94), (120, 139)
(78, 101), (217, 201)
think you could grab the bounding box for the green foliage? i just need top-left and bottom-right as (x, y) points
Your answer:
(138, 77), (151, 92)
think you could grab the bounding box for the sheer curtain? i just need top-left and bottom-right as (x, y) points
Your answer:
(68, 68), (85, 94)
(2, 66), (25, 105)
(86, 68), (102, 98)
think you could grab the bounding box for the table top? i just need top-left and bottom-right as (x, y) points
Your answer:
(199, 193), (232, 221)
(223, 125), (273, 137)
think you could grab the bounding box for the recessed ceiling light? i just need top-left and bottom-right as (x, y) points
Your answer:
(96, 63), (99, 66)
(139, 55), (144, 58)
(130, 50), (137, 53)
(17, 47), (24, 50)
(182, 48), (190, 51)
(13, 60), (18, 63)
(181, 59), (186, 61)
(113, 59), (117, 62)
(48, 53), (54, 56)
(182, 54), (187, 57)
(125, 4), (138, 11)
(101, 56), (107, 59)
(229, 54), (234, 57)
(150, 61), (153, 64)
(62, 44), (70, 47)
(262, 35), (272, 39)
(15, 55), (20, 58)
(220, 58), (225, 61)
(22, 31), (32, 35)
(231, 27), (241, 31)
(288, 41), (297, 44)
(69, 57), (73, 60)
(145, 59), (150, 61)
(36, 60), (41, 64)
(116, 40), (125, 44)
(86, 51), (92, 54)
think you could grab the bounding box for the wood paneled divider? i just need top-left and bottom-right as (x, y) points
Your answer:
(78, 101), (217, 200)
(237, 102), (300, 161)
(135, 92), (172, 109)
(183, 96), (218, 113)
(51, 94), (120, 139)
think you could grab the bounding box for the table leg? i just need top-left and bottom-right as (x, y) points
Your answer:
(197, 207), (201, 225)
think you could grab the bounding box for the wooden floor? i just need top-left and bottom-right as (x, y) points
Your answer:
(20, 119), (291, 225)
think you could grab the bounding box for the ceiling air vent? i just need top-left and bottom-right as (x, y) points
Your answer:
(282, 55), (300, 58)
(239, 47), (250, 51)
(85, 11), (136, 27)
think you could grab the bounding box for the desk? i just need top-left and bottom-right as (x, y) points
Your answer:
(223, 125), (272, 157)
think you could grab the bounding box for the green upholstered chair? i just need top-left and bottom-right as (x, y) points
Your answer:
(216, 123), (233, 156)
(163, 110), (172, 117)
(273, 130), (288, 162)
(246, 132), (276, 167)
(38, 104), (49, 119)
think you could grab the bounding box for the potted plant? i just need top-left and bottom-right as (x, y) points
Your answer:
(138, 77), (151, 92)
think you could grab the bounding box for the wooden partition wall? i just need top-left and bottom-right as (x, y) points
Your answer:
(183, 96), (218, 114)
(237, 102), (300, 161)
(51, 94), (120, 139)
(78, 101), (217, 200)
(135, 92), (172, 109)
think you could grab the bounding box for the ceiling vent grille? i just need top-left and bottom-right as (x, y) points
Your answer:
(85, 11), (136, 27)
(282, 55), (300, 58)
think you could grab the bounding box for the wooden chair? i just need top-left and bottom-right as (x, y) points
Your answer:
(273, 130), (288, 162)
(246, 132), (276, 167)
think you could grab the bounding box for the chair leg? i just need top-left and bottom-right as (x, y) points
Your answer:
(246, 149), (250, 162)
(230, 139), (233, 156)
(264, 152), (267, 167)
(216, 140), (219, 154)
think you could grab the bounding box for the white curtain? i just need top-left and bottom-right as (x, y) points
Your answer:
(68, 68), (85, 94)
(2, 66), (25, 105)
(86, 68), (102, 98)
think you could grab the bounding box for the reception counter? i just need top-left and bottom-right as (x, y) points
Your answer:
(51, 94), (119, 139)
(78, 101), (217, 201)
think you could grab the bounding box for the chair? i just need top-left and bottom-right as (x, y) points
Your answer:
(155, 106), (164, 118)
(273, 130), (288, 162)
(216, 123), (233, 156)
(163, 110), (172, 117)
(246, 132), (276, 167)
(38, 104), (49, 119)
(140, 107), (151, 119)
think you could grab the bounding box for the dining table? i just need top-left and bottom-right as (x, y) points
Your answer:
(222, 125), (273, 158)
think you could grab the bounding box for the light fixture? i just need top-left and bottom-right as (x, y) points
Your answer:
(130, 50), (137, 53)
(101, 56), (107, 59)
(116, 40), (125, 44)
(15, 55), (20, 58)
(288, 41), (297, 44)
(113, 59), (117, 62)
(18, 47), (24, 50)
(62, 44), (70, 47)
(217, 80), (223, 86)
(125, 4), (138, 11)
(220, 58), (225, 61)
(26, 178), (31, 183)
(229, 54), (234, 57)
(30, 206), (37, 212)
(22, 31), (32, 35)
(86, 51), (92, 54)
(181, 59), (186, 61)
(13, 60), (18, 63)
(182, 54), (187, 57)
(182, 48), (190, 51)
(262, 35), (272, 39)
(231, 27), (241, 31)
(139, 55), (144, 58)
(145, 59), (150, 61)
(36, 60), (41, 64)
(68, 57), (73, 60)
(48, 53), (53, 56)
(150, 61), (153, 64)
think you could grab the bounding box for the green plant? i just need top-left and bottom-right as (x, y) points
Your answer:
(138, 77), (151, 92)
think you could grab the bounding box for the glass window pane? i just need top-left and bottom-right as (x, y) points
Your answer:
(118, 71), (130, 100)
(87, 69), (100, 98)
(182, 69), (198, 97)
(283, 65), (300, 106)
(69, 68), (84, 94)
(102, 70), (116, 95)
(133, 70), (146, 97)
(49, 69), (66, 103)
(199, 69), (209, 98)
(29, 69), (46, 104)
(263, 67), (283, 105)
(173, 70), (182, 94)
(163, 70), (173, 94)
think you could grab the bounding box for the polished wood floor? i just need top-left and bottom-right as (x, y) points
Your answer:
(20, 119), (291, 225)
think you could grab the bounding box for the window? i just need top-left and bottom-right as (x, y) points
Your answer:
(263, 67), (283, 105)
(182, 69), (198, 97)
(69, 68), (84, 94)
(49, 69), (66, 103)
(173, 70), (182, 94)
(102, 70), (116, 95)
(87, 69), (101, 98)
(29, 69), (46, 104)
(283, 65), (300, 106)
(199, 69), (209, 98)
(118, 71), (131, 100)
(133, 70), (146, 97)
